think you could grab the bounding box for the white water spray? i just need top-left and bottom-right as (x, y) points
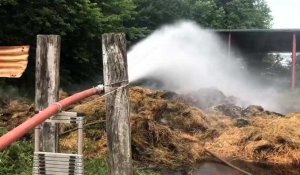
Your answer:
(128, 21), (282, 112)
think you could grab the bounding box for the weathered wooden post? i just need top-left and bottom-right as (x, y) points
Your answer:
(102, 33), (132, 175)
(35, 35), (61, 152)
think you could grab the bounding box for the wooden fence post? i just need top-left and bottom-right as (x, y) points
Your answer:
(35, 35), (61, 152)
(102, 33), (132, 175)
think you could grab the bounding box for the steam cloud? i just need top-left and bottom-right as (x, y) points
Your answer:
(127, 21), (283, 112)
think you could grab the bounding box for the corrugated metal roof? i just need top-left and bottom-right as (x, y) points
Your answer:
(214, 29), (300, 33)
(214, 29), (300, 53)
(0, 45), (29, 78)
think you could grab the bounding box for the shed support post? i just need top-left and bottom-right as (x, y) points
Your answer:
(102, 33), (132, 175)
(291, 33), (297, 89)
(228, 33), (232, 57)
(35, 35), (61, 152)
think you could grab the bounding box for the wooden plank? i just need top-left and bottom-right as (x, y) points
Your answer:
(102, 33), (132, 175)
(33, 161), (83, 167)
(45, 118), (79, 124)
(34, 151), (83, 157)
(35, 35), (61, 152)
(56, 111), (78, 117)
(33, 163), (83, 169)
(33, 168), (83, 175)
(33, 153), (84, 175)
(47, 111), (79, 123)
(46, 112), (81, 124)
(33, 170), (83, 175)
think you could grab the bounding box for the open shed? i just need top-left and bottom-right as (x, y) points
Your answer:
(215, 29), (299, 88)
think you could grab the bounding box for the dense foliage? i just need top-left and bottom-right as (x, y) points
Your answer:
(0, 129), (33, 175)
(0, 0), (272, 93)
(132, 0), (272, 30)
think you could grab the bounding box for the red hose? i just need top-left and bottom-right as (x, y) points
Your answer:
(0, 85), (103, 151)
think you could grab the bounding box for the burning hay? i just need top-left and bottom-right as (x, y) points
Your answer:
(61, 87), (300, 174)
(0, 99), (34, 130)
(1, 86), (300, 174)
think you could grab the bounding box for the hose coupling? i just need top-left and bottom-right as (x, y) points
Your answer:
(95, 84), (104, 94)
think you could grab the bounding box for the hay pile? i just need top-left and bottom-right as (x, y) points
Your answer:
(204, 114), (300, 175)
(62, 87), (209, 167)
(129, 87), (209, 168)
(0, 99), (34, 130)
(1, 86), (300, 174)
(60, 87), (300, 174)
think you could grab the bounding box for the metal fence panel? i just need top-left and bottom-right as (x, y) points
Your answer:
(0, 45), (30, 78)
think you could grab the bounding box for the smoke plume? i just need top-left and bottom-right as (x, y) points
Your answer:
(128, 21), (285, 112)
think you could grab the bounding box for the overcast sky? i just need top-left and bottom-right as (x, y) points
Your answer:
(266, 0), (300, 29)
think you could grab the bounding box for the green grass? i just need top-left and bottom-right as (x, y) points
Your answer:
(85, 159), (109, 175)
(0, 142), (33, 174)
(0, 152), (159, 175)
(0, 128), (159, 174)
(134, 169), (160, 175)
(0, 128), (32, 175)
(0, 139), (159, 174)
(85, 158), (160, 175)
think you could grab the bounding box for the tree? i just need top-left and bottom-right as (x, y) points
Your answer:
(0, 0), (145, 90)
(219, 0), (272, 29)
(0, 0), (273, 95)
(132, 0), (272, 33)
(184, 0), (225, 28)
(132, 0), (189, 31)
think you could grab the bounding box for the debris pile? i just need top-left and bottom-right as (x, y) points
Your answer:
(0, 99), (34, 130)
(1, 86), (300, 174)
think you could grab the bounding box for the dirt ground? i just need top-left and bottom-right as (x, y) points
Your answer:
(1, 86), (300, 175)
